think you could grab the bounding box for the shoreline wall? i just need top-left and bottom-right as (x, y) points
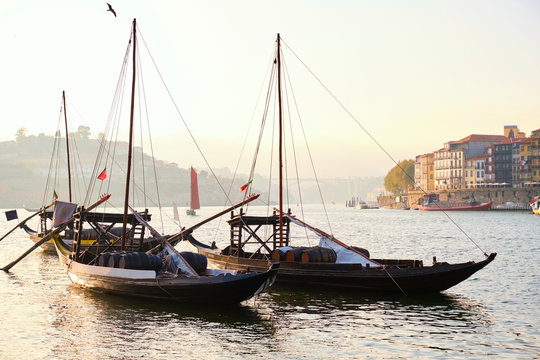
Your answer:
(407, 188), (540, 209)
(378, 187), (540, 209)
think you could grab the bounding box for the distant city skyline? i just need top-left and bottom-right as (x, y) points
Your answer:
(1, 0), (539, 177)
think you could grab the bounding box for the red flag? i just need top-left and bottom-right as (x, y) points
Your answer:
(53, 190), (58, 199)
(239, 179), (252, 192)
(97, 168), (107, 180)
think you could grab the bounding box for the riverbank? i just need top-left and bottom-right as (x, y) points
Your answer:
(378, 187), (540, 210)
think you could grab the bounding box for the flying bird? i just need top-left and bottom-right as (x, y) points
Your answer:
(107, 3), (117, 17)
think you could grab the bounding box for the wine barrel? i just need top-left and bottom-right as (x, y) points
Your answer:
(106, 252), (123, 268)
(284, 247), (311, 262)
(98, 252), (111, 267)
(180, 251), (207, 275)
(118, 252), (139, 269)
(270, 246), (292, 261)
(117, 251), (162, 271)
(300, 247), (337, 263)
(147, 254), (163, 271)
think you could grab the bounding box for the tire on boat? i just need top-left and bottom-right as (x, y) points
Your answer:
(179, 251), (207, 275)
(300, 247), (337, 263)
(351, 246), (370, 258)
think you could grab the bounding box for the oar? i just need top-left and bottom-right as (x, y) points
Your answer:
(1, 194), (111, 272)
(0, 202), (55, 244)
(167, 193), (261, 246)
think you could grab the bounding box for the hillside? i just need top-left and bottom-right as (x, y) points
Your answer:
(0, 134), (383, 209)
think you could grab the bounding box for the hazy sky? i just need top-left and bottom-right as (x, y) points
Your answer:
(1, 0), (539, 178)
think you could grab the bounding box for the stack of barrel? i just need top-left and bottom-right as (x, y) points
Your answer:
(270, 246), (337, 263)
(270, 246), (370, 263)
(97, 251), (162, 271)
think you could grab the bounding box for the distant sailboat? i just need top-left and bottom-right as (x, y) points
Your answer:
(186, 167), (200, 215)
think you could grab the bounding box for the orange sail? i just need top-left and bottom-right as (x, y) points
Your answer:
(190, 167), (200, 210)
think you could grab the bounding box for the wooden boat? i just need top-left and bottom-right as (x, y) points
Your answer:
(47, 19), (278, 304)
(186, 211), (496, 294)
(186, 167), (200, 216)
(52, 208), (277, 304)
(184, 34), (496, 295)
(417, 201), (493, 211)
(417, 193), (492, 211)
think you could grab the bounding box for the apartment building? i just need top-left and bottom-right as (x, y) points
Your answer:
(414, 127), (539, 191)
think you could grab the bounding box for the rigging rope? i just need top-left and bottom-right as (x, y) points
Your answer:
(280, 38), (488, 257)
(280, 46), (333, 239)
(280, 53), (310, 243)
(137, 28), (233, 207)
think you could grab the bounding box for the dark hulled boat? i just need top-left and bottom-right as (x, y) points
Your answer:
(183, 34), (496, 295)
(45, 19), (278, 304)
(186, 211), (495, 294)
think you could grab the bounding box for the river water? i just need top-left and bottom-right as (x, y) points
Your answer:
(0, 205), (538, 359)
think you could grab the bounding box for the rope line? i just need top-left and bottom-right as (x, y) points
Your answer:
(280, 38), (487, 257)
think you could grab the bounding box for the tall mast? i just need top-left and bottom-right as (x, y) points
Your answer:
(277, 33), (284, 247)
(121, 18), (137, 249)
(62, 91), (72, 202)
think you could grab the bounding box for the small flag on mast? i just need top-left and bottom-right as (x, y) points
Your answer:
(97, 168), (107, 180)
(53, 190), (58, 200)
(239, 179), (253, 192)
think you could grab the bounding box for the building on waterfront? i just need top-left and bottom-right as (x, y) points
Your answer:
(414, 153), (434, 191)
(494, 138), (513, 185)
(511, 138), (527, 186)
(504, 125), (526, 139)
(432, 134), (506, 190)
(474, 155), (486, 185)
(518, 137), (532, 186)
(531, 129), (540, 184)
(464, 156), (475, 188)
(414, 126), (540, 192)
(433, 147), (451, 190)
(464, 154), (485, 188)
(484, 145), (495, 184)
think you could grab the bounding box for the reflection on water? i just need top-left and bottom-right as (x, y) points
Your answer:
(47, 285), (277, 360)
(264, 285), (491, 330)
(1, 208), (539, 359)
(257, 287), (495, 359)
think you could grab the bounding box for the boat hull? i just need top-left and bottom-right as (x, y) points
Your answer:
(53, 237), (278, 304)
(189, 240), (496, 294)
(418, 201), (493, 211)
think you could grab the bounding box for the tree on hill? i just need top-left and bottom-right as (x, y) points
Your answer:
(384, 159), (415, 195)
(15, 127), (28, 141)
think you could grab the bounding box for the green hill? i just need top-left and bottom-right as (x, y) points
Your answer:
(0, 133), (383, 209)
